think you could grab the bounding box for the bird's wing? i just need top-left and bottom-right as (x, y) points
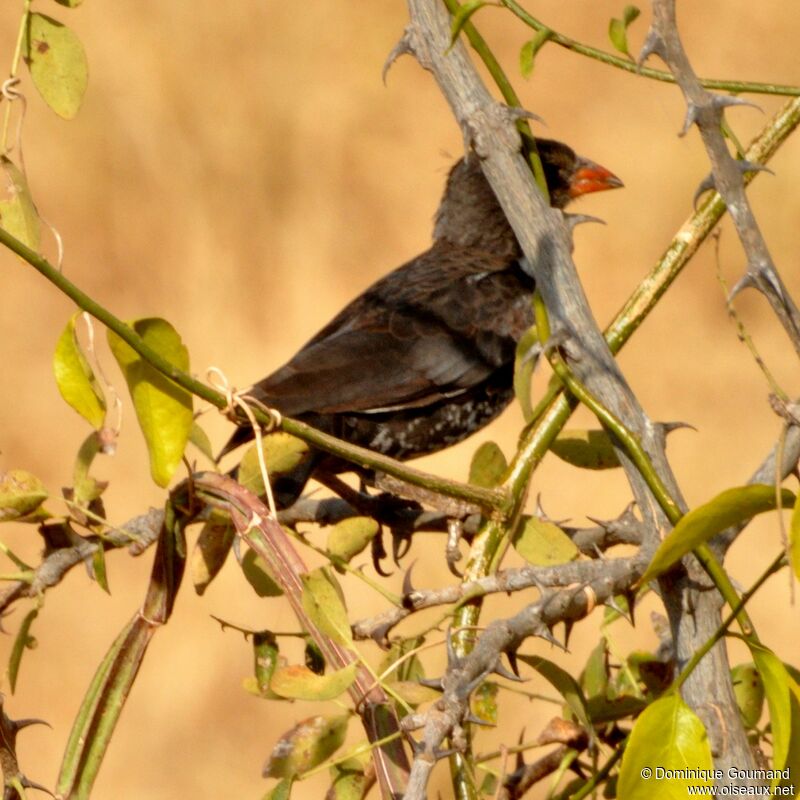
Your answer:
(249, 245), (533, 416)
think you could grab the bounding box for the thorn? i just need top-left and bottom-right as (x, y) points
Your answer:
(505, 648), (520, 677)
(13, 717), (51, 732)
(392, 528), (413, 563)
(537, 624), (567, 652)
(693, 173), (716, 208)
(21, 776), (55, 797)
(382, 29), (413, 84)
(736, 159), (773, 178)
(433, 747), (458, 761)
(636, 29), (665, 68)
(728, 273), (756, 302)
(679, 103), (700, 137)
(563, 620), (574, 650)
(402, 560), (418, 600)
(658, 420), (697, 436)
(516, 727), (527, 769)
(506, 105), (546, 126)
(417, 676), (444, 690)
(563, 212), (606, 232)
(493, 659), (527, 683)
(623, 589), (638, 627)
(712, 94), (763, 114)
(604, 596), (629, 620)
(464, 712), (495, 727)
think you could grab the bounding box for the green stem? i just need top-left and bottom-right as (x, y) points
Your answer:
(1, 226), (506, 512)
(442, 0), (549, 201)
(501, 1), (800, 97)
(672, 552), (784, 692)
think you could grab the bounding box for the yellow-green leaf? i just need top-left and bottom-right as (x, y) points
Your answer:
(470, 681), (498, 725)
(618, 694), (713, 799)
(608, 6), (640, 59)
(512, 516), (579, 566)
(0, 469), (48, 522)
(641, 485), (795, 584)
(731, 662), (764, 730)
(191, 517), (234, 595)
(239, 433), (309, 496)
(385, 680), (440, 707)
(550, 429), (621, 470)
(264, 714), (349, 778)
(7, 608), (38, 693)
(53, 313), (106, 428)
(188, 422), (215, 463)
(751, 645), (791, 774)
(241, 548), (283, 597)
(107, 318), (193, 488)
(519, 654), (593, 735)
(0, 156), (40, 251)
(263, 778), (293, 800)
(301, 568), (352, 648)
(327, 759), (367, 800)
(790, 491), (800, 580)
(519, 28), (552, 80)
(327, 516), (379, 562)
(24, 13), (88, 119)
(270, 663), (357, 702)
(469, 441), (507, 488)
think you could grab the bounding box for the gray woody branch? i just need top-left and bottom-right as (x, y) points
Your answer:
(399, 0), (757, 792)
(640, 0), (800, 355)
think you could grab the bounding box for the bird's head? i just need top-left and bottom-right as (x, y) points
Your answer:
(433, 138), (622, 250)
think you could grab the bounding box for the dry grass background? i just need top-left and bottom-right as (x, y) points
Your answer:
(0, 2), (799, 798)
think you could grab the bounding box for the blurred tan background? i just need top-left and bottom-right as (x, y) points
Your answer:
(0, 2), (799, 798)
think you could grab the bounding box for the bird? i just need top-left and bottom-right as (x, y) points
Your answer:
(220, 139), (622, 504)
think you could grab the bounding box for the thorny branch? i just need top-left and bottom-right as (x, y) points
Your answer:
(641, 0), (800, 356)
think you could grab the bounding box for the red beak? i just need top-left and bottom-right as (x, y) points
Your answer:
(569, 157), (624, 199)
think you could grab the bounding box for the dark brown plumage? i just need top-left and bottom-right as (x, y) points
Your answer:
(222, 140), (621, 501)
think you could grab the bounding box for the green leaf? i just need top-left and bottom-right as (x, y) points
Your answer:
(581, 641), (608, 700)
(512, 516), (579, 566)
(449, 0), (487, 46)
(327, 759), (367, 800)
(191, 517), (234, 595)
(241, 548), (283, 597)
(251, 631), (280, 698)
(751, 645), (791, 774)
(469, 441), (507, 489)
(519, 28), (552, 80)
(790, 491), (800, 580)
(782, 690), (800, 791)
(53, 313), (106, 428)
(263, 777), (294, 800)
(550, 429), (621, 470)
(107, 318), (193, 488)
(618, 694), (713, 798)
(7, 608), (38, 693)
(0, 156), (40, 251)
(641, 484), (795, 584)
(301, 568), (352, 648)
(513, 325), (539, 422)
(270, 663), (357, 702)
(188, 422), (215, 463)
(24, 13), (88, 119)
(608, 6), (640, 59)
(90, 546), (110, 594)
(327, 516), (379, 563)
(0, 469), (48, 522)
(731, 662), (764, 729)
(519, 654), (593, 735)
(264, 715), (349, 778)
(238, 433), (309, 495)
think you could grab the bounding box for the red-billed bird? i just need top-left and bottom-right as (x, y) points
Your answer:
(221, 140), (621, 503)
